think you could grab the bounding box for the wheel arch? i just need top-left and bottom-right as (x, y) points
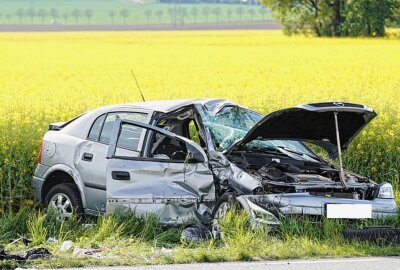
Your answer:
(41, 164), (87, 208)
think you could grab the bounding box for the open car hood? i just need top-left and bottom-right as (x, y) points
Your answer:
(226, 102), (376, 159)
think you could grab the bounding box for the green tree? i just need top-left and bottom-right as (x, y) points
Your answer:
(37, 9), (47, 24)
(247, 8), (255, 20)
(84, 9), (93, 24)
(144, 10), (152, 23)
(236, 6), (244, 21)
(227, 8), (233, 22)
(262, 0), (335, 36)
(202, 6), (210, 22)
(167, 8), (175, 24)
(15, 8), (25, 24)
(179, 7), (188, 24)
(71, 9), (81, 24)
(62, 12), (69, 24)
(49, 8), (59, 21)
(259, 7), (268, 20)
(120, 9), (130, 25)
(27, 8), (36, 24)
(212, 7), (222, 22)
(262, 0), (399, 37)
(190, 7), (198, 23)
(155, 10), (163, 24)
(109, 10), (116, 24)
(6, 14), (12, 24)
(341, 0), (399, 36)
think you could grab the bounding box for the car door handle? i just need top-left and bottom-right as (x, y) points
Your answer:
(82, 152), (93, 162)
(112, 171), (131, 181)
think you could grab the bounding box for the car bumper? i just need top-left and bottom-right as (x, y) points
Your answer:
(237, 193), (398, 225)
(32, 164), (49, 202)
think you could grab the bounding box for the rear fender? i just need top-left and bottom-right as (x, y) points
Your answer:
(42, 164), (87, 209)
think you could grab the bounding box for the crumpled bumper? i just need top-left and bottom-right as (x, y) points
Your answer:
(237, 193), (398, 225)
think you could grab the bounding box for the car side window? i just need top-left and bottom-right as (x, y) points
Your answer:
(89, 112), (148, 151)
(88, 114), (106, 141)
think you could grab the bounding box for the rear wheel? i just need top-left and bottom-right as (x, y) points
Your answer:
(44, 183), (83, 220)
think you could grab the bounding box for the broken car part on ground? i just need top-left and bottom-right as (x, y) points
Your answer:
(32, 99), (397, 227)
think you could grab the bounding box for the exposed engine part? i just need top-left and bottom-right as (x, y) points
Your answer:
(288, 173), (333, 183)
(227, 151), (377, 200)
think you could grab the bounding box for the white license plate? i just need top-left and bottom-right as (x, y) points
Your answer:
(326, 204), (372, 219)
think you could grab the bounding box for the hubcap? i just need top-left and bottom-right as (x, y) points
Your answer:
(49, 193), (73, 220)
(214, 202), (230, 220)
(212, 201), (230, 239)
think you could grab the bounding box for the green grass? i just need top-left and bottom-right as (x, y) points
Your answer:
(0, 0), (272, 25)
(1, 206), (400, 269)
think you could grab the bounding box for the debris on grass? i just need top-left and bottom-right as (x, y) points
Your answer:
(72, 247), (107, 259)
(59, 241), (73, 252)
(0, 245), (52, 261)
(181, 223), (212, 243)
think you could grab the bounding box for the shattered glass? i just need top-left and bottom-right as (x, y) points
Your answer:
(203, 106), (317, 158)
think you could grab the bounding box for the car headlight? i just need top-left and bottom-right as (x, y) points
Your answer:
(246, 199), (281, 225)
(377, 183), (394, 199)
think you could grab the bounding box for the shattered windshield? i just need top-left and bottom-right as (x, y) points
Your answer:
(203, 106), (317, 159)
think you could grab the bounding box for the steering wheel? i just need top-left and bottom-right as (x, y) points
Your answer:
(171, 150), (188, 160)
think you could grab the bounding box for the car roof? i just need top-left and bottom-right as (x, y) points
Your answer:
(92, 98), (235, 114)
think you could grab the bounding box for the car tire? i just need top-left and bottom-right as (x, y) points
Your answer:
(211, 192), (242, 240)
(44, 183), (83, 220)
(343, 227), (400, 245)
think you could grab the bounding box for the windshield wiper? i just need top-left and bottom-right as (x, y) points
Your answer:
(238, 146), (290, 157)
(276, 146), (321, 161)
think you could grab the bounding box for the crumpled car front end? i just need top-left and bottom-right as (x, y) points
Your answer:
(211, 150), (397, 225)
(204, 102), (397, 225)
(237, 190), (397, 226)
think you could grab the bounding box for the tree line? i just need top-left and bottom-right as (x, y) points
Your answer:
(262, 0), (400, 37)
(0, 8), (95, 25)
(0, 6), (270, 25)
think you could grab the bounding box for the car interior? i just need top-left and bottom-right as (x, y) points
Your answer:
(150, 107), (207, 161)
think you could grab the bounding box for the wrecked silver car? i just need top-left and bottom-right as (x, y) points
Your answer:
(32, 99), (397, 225)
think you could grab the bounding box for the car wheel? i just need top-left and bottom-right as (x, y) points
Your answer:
(44, 183), (83, 220)
(211, 192), (241, 240)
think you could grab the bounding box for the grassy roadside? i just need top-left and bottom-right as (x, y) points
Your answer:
(1, 203), (399, 269)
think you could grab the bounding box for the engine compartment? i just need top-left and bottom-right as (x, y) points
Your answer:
(227, 151), (377, 200)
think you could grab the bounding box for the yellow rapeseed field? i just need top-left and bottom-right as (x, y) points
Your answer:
(0, 30), (399, 210)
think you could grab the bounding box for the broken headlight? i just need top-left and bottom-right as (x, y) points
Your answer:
(377, 183), (394, 199)
(246, 199), (281, 225)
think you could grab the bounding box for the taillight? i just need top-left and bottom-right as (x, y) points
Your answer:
(38, 140), (43, 164)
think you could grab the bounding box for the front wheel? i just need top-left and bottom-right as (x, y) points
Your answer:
(44, 183), (83, 220)
(211, 192), (241, 240)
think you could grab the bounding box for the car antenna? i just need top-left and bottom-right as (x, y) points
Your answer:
(131, 69), (146, 102)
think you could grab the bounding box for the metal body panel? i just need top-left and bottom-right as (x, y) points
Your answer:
(40, 163), (88, 208)
(239, 194), (397, 219)
(32, 176), (44, 201)
(106, 159), (215, 224)
(209, 150), (261, 193)
(106, 117), (215, 225)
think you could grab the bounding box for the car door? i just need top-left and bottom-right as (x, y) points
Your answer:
(105, 117), (216, 225)
(75, 110), (151, 213)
